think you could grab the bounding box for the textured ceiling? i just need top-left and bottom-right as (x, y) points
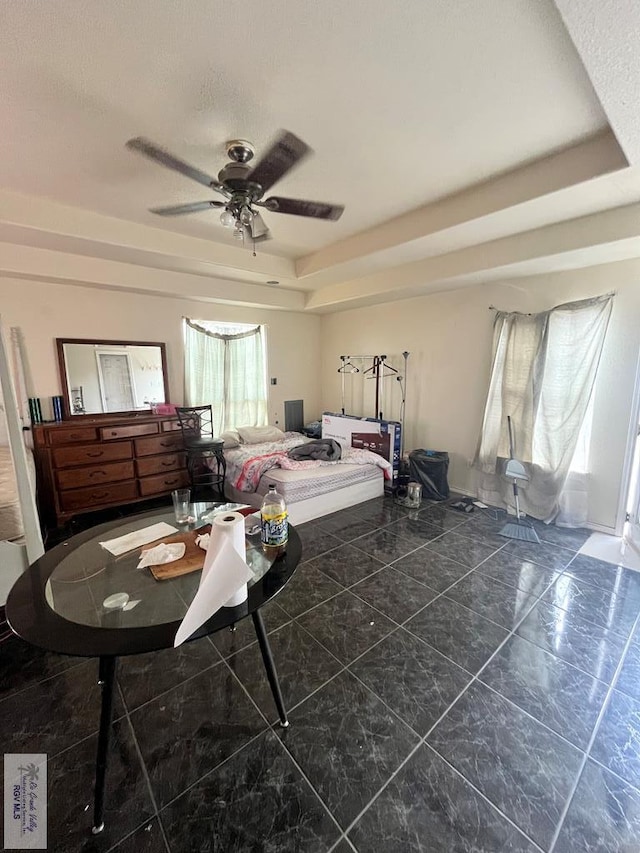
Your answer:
(0, 0), (607, 258)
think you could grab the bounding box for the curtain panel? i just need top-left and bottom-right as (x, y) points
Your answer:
(183, 320), (268, 435)
(474, 294), (614, 523)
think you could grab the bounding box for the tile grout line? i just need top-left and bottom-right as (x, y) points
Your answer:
(587, 747), (640, 794)
(280, 517), (632, 848)
(271, 732), (347, 841)
(158, 727), (269, 812)
(418, 565), (577, 744)
(121, 658), (221, 715)
(217, 647), (345, 838)
(299, 525), (595, 745)
(103, 816), (168, 853)
(210, 616), (350, 841)
(116, 679), (173, 853)
(132, 653), (273, 819)
(547, 606), (640, 853)
(336, 554), (575, 846)
(290, 619), (429, 741)
(421, 743), (547, 853)
(0, 657), (89, 707)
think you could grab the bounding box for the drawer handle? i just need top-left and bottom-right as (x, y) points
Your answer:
(89, 470), (106, 478)
(87, 451), (104, 458)
(110, 431), (118, 436)
(160, 440), (174, 447)
(70, 433), (83, 439)
(161, 460), (175, 467)
(164, 478), (179, 486)
(91, 491), (110, 499)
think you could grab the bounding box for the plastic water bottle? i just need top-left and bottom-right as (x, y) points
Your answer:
(260, 484), (288, 558)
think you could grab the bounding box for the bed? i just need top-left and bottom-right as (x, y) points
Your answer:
(219, 431), (388, 524)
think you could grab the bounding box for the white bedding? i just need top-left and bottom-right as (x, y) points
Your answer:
(0, 444), (34, 542)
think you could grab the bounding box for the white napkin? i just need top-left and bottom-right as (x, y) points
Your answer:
(195, 533), (210, 551)
(99, 522), (179, 556)
(137, 542), (186, 569)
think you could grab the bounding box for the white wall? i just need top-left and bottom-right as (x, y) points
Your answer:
(0, 278), (322, 429)
(320, 260), (640, 531)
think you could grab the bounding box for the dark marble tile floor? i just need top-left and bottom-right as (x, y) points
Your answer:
(3, 494), (640, 851)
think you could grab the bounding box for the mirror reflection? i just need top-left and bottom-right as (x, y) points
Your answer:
(60, 341), (167, 415)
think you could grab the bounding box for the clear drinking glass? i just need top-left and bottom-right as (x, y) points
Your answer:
(171, 489), (191, 523)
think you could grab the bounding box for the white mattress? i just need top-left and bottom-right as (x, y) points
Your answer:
(251, 462), (381, 503)
(0, 445), (30, 541)
(225, 465), (384, 524)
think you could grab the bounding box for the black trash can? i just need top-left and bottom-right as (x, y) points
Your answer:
(408, 449), (450, 501)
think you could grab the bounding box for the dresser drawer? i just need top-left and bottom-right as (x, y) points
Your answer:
(49, 427), (98, 445)
(101, 423), (158, 441)
(53, 441), (133, 469)
(136, 453), (185, 478)
(161, 419), (182, 432)
(56, 461), (135, 491)
(60, 481), (138, 512)
(139, 470), (190, 497)
(135, 433), (185, 456)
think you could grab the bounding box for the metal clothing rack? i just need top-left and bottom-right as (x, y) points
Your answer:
(337, 353), (410, 454)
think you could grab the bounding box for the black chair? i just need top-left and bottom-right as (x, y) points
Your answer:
(176, 405), (226, 500)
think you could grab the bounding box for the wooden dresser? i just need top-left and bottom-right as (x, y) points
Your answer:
(33, 414), (190, 526)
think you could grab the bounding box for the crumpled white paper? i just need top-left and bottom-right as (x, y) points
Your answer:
(195, 533), (210, 551)
(137, 542), (186, 569)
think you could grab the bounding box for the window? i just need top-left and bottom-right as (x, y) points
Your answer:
(183, 319), (268, 434)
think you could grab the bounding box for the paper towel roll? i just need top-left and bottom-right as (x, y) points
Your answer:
(206, 512), (248, 606)
(174, 511), (253, 646)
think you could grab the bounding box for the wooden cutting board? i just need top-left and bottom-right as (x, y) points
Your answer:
(141, 525), (211, 581)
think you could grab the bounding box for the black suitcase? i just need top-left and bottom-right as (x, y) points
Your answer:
(408, 450), (450, 501)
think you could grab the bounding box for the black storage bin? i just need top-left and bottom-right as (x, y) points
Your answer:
(408, 449), (450, 501)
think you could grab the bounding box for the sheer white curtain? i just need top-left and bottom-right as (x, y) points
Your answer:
(474, 294), (614, 523)
(183, 319), (268, 434)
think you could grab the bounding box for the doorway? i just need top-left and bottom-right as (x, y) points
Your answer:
(96, 352), (135, 412)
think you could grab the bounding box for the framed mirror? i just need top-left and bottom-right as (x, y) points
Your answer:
(56, 338), (169, 417)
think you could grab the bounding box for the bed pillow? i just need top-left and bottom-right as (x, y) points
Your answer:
(219, 429), (241, 448)
(237, 425), (286, 444)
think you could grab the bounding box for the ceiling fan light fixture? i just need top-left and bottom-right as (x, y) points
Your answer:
(220, 209), (235, 228)
(239, 205), (254, 226)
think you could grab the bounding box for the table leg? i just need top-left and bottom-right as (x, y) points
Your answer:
(251, 610), (289, 727)
(92, 656), (117, 834)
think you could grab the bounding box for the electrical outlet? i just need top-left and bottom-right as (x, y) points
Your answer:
(270, 377), (277, 385)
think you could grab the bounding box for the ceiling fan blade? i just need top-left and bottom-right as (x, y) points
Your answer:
(149, 200), (225, 216)
(126, 137), (222, 190)
(250, 211), (270, 240)
(263, 196), (344, 221)
(248, 130), (311, 194)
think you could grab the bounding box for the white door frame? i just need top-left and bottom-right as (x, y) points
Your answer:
(614, 346), (640, 537)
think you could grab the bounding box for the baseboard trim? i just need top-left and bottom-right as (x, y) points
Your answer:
(450, 485), (618, 535)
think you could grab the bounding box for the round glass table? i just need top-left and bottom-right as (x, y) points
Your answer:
(6, 502), (301, 835)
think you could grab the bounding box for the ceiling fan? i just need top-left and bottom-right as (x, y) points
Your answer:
(126, 130), (345, 245)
